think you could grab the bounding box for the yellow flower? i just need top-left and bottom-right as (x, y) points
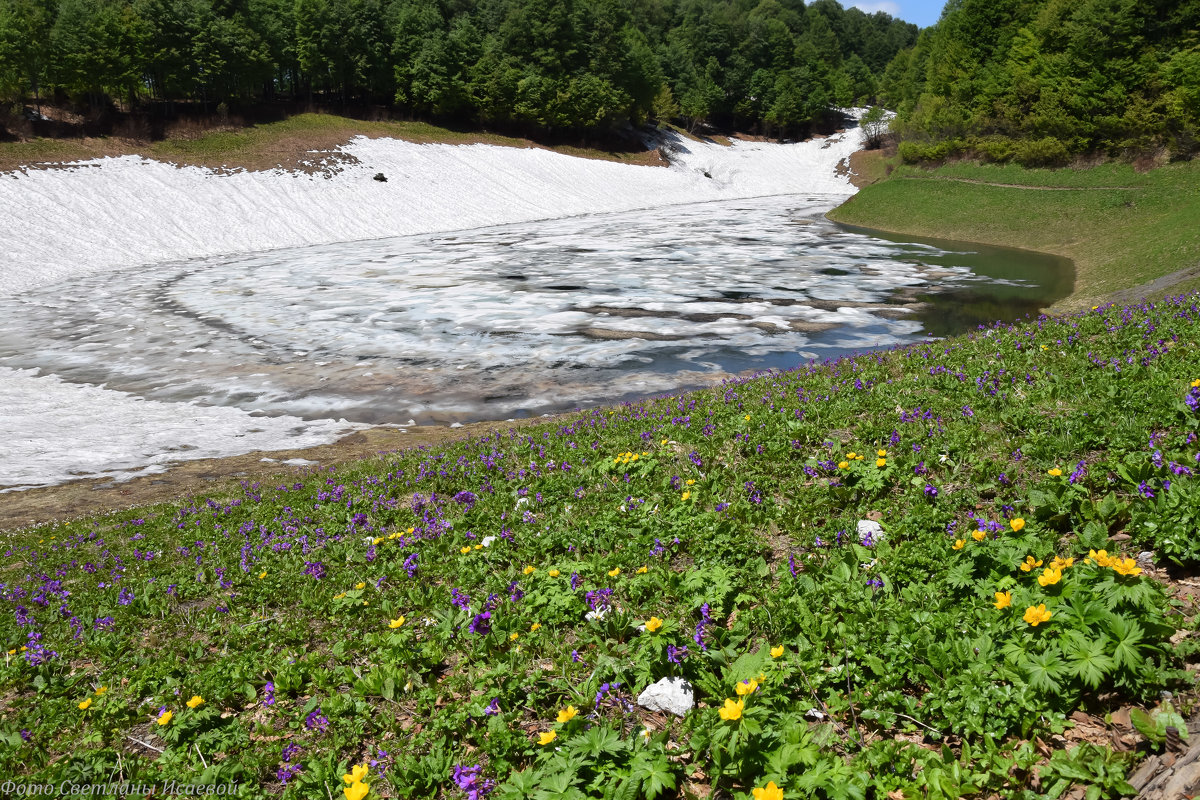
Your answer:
(95, 686), (108, 695)
(157, 710), (173, 726)
(548, 569), (560, 578)
(343, 764), (370, 784)
(661, 439), (668, 445)
(876, 458), (886, 467)
(856, 454), (864, 460)
(186, 695), (204, 709)
(523, 565), (535, 575)
(406, 527), (415, 534)
(372, 537), (382, 545)
(355, 582), (365, 590)
(770, 645), (784, 658)
(1023, 604), (1052, 626)
(1037, 567), (1062, 587)
(972, 530), (986, 541)
(79, 698), (93, 710)
(877, 449), (887, 457)
(510, 632), (519, 641)
(838, 461), (849, 469)
(637, 566), (648, 574)
(718, 697), (744, 721)
(1010, 518), (1026, 532)
(681, 491), (691, 500)
(1193, 379), (1200, 388)
(7, 649), (14, 655)
(952, 539), (965, 550)
(631, 454), (639, 461)
(258, 571), (267, 580)
(752, 782), (785, 800)
(644, 617), (663, 633)
(557, 705), (578, 724)
(608, 567), (621, 577)
(1048, 468), (1062, 477)
(1020, 556), (1043, 572)
(744, 415), (751, 421)
(847, 452), (857, 459)
(993, 591), (1012, 609)
(343, 781), (369, 800)
(1088, 549), (1114, 567)
(1050, 556), (1075, 570)
(686, 479), (695, 486)
(538, 730), (557, 745)
(527, 622), (540, 633)
(389, 616), (406, 629)
(460, 546), (471, 555)
(735, 678), (759, 696)
(333, 592), (346, 599)
(1111, 557), (1142, 577)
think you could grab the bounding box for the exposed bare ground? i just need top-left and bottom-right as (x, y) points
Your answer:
(0, 418), (550, 532)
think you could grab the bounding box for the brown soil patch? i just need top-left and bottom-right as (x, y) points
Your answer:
(0, 419), (547, 532)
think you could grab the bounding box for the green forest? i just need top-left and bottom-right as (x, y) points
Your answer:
(0, 0), (916, 136)
(880, 0), (1200, 164)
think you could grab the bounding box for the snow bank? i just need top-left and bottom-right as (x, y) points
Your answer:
(0, 367), (358, 491)
(0, 127), (862, 297)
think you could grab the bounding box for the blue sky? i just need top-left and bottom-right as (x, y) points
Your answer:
(848, 0), (946, 28)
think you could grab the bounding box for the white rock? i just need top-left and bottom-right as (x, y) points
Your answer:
(637, 677), (695, 717)
(857, 520), (884, 544)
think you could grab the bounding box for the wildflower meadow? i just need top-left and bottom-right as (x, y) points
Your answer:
(5, 297), (1200, 798)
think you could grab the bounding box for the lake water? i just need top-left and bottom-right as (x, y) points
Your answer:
(0, 195), (1072, 425)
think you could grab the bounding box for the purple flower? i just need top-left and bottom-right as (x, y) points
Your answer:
(483, 697), (501, 716)
(667, 644), (689, 663)
(276, 763), (302, 784)
(403, 553), (419, 578)
(281, 742), (302, 761)
(453, 763), (496, 800)
(1138, 481), (1155, 499)
(263, 681), (276, 706)
(570, 650), (584, 664)
(117, 588), (134, 606)
(924, 483), (938, 500)
(451, 588), (471, 610)
(303, 561), (326, 581)
(570, 572), (582, 591)
(454, 491), (477, 511)
(694, 603), (711, 651)
(305, 708), (329, 732)
(23, 631), (57, 666)
(585, 589), (613, 613)
(469, 611), (492, 636)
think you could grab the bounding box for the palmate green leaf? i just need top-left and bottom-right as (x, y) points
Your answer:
(574, 725), (627, 760)
(1106, 613), (1147, 672)
(1020, 644), (1067, 694)
(945, 561), (974, 590)
(1062, 632), (1116, 689)
(629, 751), (676, 799)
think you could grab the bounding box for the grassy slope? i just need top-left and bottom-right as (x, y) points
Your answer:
(0, 113), (665, 173)
(828, 160), (1200, 310)
(4, 299), (1200, 795)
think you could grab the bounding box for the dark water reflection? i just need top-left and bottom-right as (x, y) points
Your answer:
(834, 223), (1075, 336)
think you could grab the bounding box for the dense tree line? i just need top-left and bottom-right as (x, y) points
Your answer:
(0, 0), (916, 136)
(880, 0), (1200, 164)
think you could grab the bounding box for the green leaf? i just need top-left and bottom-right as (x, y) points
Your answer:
(1062, 635), (1115, 689)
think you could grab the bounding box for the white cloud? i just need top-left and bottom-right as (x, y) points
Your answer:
(849, 0), (902, 17)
